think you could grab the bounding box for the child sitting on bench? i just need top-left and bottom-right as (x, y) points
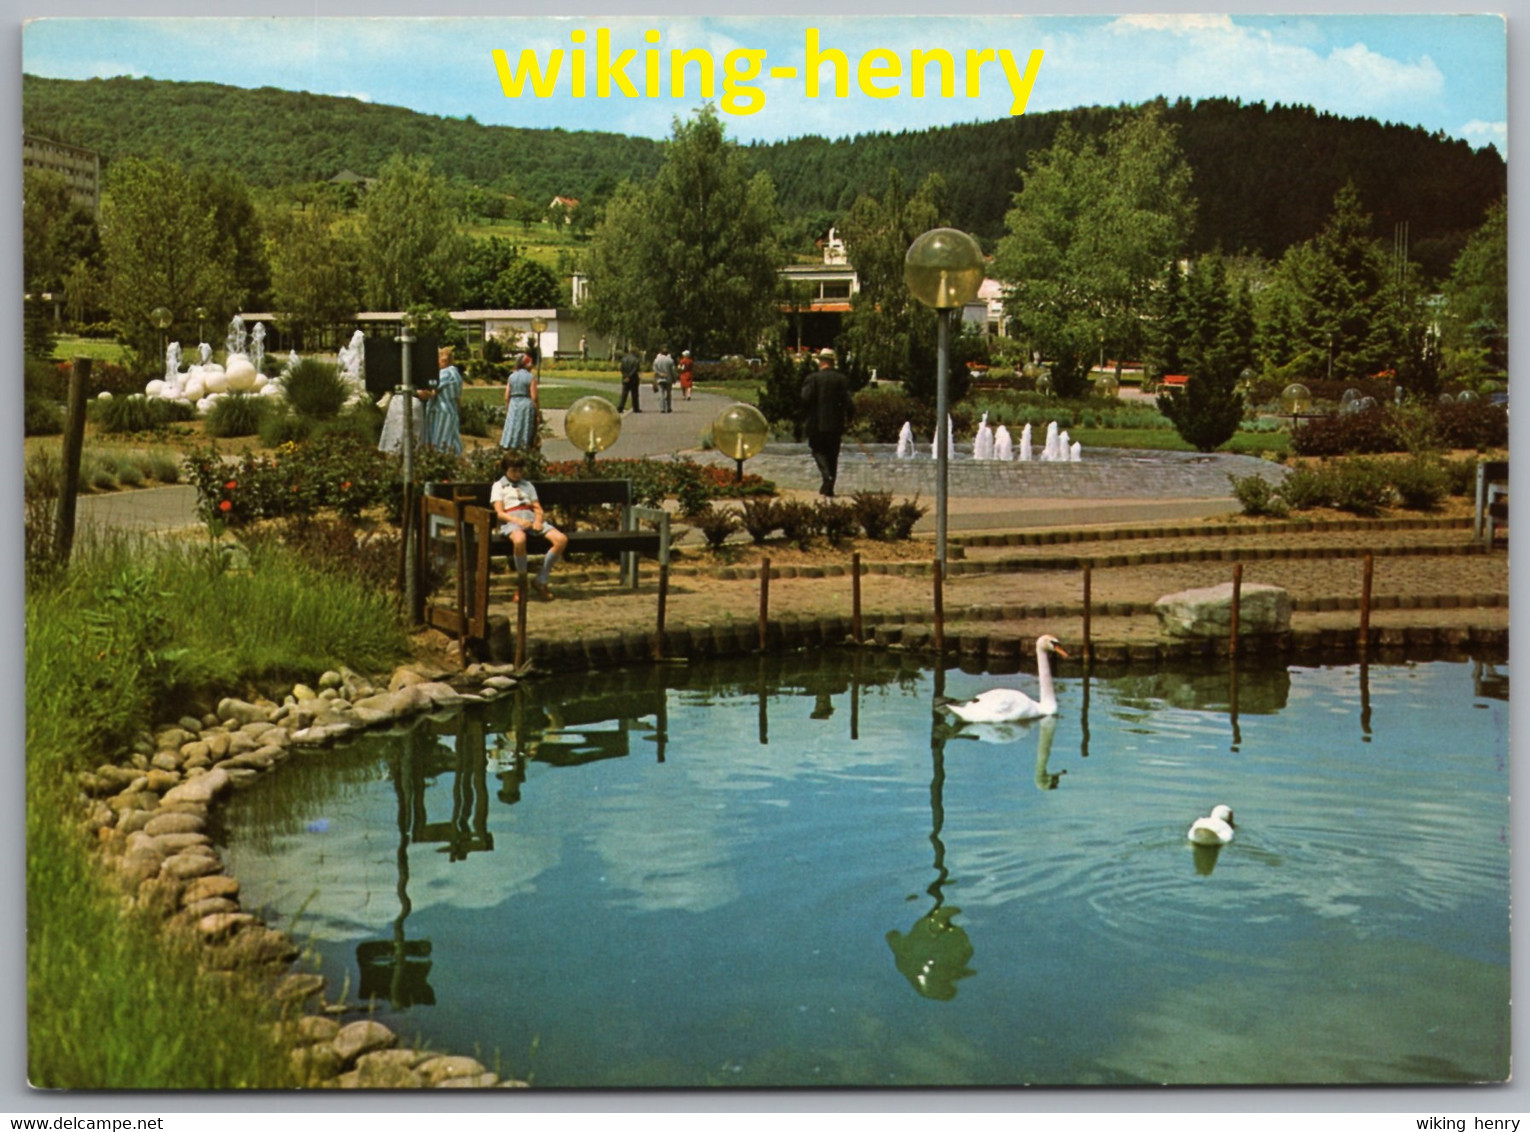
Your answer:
(490, 453), (569, 601)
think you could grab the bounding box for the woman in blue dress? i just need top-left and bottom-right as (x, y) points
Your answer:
(498, 353), (539, 450)
(423, 346), (464, 455)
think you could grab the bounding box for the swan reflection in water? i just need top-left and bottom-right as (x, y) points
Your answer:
(938, 714), (1066, 791)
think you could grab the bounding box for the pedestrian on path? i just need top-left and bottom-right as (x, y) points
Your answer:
(801, 348), (855, 497)
(499, 354), (540, 450)
(679, 350), (695, 401)
(618, 348), (643, 413)
(653, 346), (677, 413)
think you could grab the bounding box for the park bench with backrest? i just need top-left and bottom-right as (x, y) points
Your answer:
(1473, 459), (1508, 548)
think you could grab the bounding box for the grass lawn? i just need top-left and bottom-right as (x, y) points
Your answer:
(1071, 427), (1290, 457)
(51, 335), (128, 365)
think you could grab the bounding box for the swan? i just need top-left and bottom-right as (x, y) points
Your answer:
(1187, 805), (1235, 845)
(943, 635), (1068, 723)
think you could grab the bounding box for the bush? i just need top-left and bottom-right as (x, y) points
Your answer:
(458, 397), (504, 438)
(280, 358), (349, 420)
(25, 395), (63, 436)
(1434, 401), (1509, 450)
(204, 393), (267, 438)
(259, 410), (313, 447)
(1229, 473), (1289, 518)
(1389, 457), (1448, 511)
(94, 394), (195, 435)
(1278, 465), (1334, 511)
(1331, 459), (1392, 516)
(851, 491), (897, 541)
(1443, 457), (1479, 497)
(692, 505), (741, 550)
(851, 389), (929, 443)
(891, 495), (930, 540)
(814, 499), (859, 548)
(775, 500), (818, 549)
(739, 497), (781, 544)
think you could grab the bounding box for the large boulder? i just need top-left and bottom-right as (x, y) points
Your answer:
(1153, 582), (1292, 639)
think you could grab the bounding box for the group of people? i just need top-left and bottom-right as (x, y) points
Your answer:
(617, 346), (694, 414)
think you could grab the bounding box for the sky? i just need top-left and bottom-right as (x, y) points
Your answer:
(20, 13), (1508, 154)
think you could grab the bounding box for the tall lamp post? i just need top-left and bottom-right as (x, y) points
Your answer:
(151, 306), (172, 361)
(904, 228), (985, 568)
(531, 317), (547, 379)
(399, 312), (418, 619)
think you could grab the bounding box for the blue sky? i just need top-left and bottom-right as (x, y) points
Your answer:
(22, 14), (1508, 153)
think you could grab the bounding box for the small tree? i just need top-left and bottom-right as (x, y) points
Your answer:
(1157, 254), (1249, 451)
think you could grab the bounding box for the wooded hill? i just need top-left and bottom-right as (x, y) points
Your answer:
(24, 74), (1504, 276)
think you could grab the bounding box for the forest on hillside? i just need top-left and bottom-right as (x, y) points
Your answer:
(23, 74), (1505, 277)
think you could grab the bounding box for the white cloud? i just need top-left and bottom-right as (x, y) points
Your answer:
(1460, 118), (1507, 156)
(1110, 15), (1234, 34)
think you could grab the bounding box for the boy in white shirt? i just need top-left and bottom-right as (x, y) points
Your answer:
(490, 453), (568, 600)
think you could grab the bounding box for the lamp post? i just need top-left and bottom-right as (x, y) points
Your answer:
(151, 306), (172, 360)
(195, 306), (208, 347)
(904, 228), (985, 568)
(564, 395), (622, 466)
(531, 317), (547, 379)
(712, 403), (770, 482)
(400, 312), (418, 619)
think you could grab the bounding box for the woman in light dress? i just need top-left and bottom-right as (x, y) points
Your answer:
(498, 353), (539, 450)
(422, 345), (464, 455)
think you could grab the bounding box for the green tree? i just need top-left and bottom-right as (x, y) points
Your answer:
(494, 259), (560, 309)
(1157, 253), (1252, 451)
(839, 170), (949, 401)
(1439, 197), (1506, 378)
(356, 154), (469, 311)
(583, 106), (782, 356)
(1256, 182), (1407, 384)
(98, 156), (243, 365)
(459, 236), (523, 308)
(267, 201), (360, 348)
(995, 103), (1195, 398)
(197, 166), (271, 312)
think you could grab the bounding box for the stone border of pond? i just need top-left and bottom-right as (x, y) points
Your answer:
(73, 509), (1508, 1090)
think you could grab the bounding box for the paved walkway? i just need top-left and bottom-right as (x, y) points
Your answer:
(76, 380), (1257, 535)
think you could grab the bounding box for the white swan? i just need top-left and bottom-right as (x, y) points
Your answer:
(944, 635), (1068, 723)
(1187, 805), (1235, 845)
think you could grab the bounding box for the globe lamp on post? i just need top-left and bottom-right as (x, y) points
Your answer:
(1280, 382), (1312, 420)
(195, 306), (208, 347)
(531, 317), (548, 379)
(151, 306), (172, 360)
(712, 403), (769, 482)
(904, 228), (985, 569)
(564, 395), (622, 466)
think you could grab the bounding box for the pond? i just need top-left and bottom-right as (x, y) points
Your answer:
(217, 652), (1510, 1088)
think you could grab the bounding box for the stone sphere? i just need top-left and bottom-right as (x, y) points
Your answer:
(204, 369), (229, 394)
(225, 355), (258, 392)
(97, 391), (113, 401)
(563, 395), (622, 455)
(711, 403), (770, 461)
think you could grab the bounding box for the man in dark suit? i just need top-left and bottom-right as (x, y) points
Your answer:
(801, 348), (855, 497)
(618, 348), (642, 413)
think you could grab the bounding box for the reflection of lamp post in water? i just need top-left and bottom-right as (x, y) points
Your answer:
(885, 724), (976, 1000)
(905, 228), (985, 569)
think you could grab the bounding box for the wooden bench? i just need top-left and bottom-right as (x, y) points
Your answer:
(1156, 374), (1190, 395)
(1473, 460), (1508, 548)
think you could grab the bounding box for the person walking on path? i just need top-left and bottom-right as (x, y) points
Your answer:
(422, 345), (464, 455)
(618, 348), (643, 413)
(678, 350), (695, 401)
(653, 346), (677, 413)
(491, 452), (568, 601)
(499, 353), (540, 450)
(801, 347), (855, 497)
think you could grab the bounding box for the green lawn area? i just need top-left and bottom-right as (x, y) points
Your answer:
(466, 374), (763, 410)
(51, 335), (128, 365)
(1071, 427), (1290, 457)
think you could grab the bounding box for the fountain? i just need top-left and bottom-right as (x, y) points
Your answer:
(251, 322), (266, 376)
(895, 422), (916, 459)
(1041, 421), (1061, 462)
(930, 416), (954, 460)
(994, 425), (1014, 461)
(226, 314), (247, 358)
(973, 413), (995, 461)
(1019, 423), (1033, 462)
(1070, 441), (1082, 462)
(1058, 428), (1073, 459)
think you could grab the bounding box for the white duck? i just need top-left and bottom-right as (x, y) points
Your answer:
(1187, 805), (1236, 846)
(944, 635), (1068, 723)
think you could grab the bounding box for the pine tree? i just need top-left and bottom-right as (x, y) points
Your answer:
(1158, 254), (1248, 451)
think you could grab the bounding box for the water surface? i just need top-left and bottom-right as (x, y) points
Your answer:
(219, 653), (1510, 1087)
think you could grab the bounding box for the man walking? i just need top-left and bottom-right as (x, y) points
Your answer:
(653, 346), (677, 413)
(618, 347), (642, 413)
(801, 348), (855, 497)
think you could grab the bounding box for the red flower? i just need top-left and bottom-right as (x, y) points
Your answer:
(218, 500), (232, 513)
(341, 481), (351, 491)
(225, 480), (238, 490)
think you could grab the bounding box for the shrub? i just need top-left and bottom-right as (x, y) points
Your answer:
(24, 448), (62, 582)
(1229, 473), (1289, 518)
(1290, 406), (1400, 456)
(692, 505), (741, 550)
(776, 500), (818, 549)
(851, 389), (930, 443)
(94, 394), (195, 435)
(1434, 401), (1509, 450)
(814, 499), (859, 548)
(851, 490), (897, 541)
(1278, 466), (1334, 511)
(204, 393), (267, 438)
(1442, 457), (1479, 497)
(739, 497), (781, 544)
(458, 397), (504, 438)
(25, 395), (63, 436)
(280, 358), (348, 420)
(114, 459), (145, 488)
(891, 495), (930, 540)
(1389, 457), (1448, 511)
(144, 449), (181, 484)
(259, 410), (313, 447)
(1330, 458), (1392, 516)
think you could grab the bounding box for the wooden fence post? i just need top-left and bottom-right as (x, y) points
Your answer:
(1229, 563), (1243, 659)
(1082, 563), (1093, 664)
(1359, 553), (1373, 652)
(851, 552), (862, 644)
(54, 357), (90, 565)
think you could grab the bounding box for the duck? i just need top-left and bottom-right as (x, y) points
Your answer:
(943, 635), (1068, 723)
(1187, 805), (1235, 846)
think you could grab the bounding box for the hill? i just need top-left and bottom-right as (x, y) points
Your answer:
(23, 75), (1504, 273)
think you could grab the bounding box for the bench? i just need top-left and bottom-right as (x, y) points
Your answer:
(1156, 374), (1190, 395)
(1473, 460), (1508, 548)
(423, 479), (670, 591)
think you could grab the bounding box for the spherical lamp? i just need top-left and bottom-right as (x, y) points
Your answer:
(712, 402), (769, 480)
(1094, 371), (1119, 400)
(904, 229), (985, 311)
(564, 395), (622, 463)
(1280, 383), (1312, 416)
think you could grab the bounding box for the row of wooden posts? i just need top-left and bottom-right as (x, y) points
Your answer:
(510, 549), (1383, 668)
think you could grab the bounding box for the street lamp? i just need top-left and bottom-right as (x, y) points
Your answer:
(531, 317), (548, 379)
(564, 395), (622, 466)
(399, 312), (418, 619)
(904, 228), (985, 568)
(712, 403), (769, 482)
(151, 306), (172, 361)
(195, 306), (208, 346)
